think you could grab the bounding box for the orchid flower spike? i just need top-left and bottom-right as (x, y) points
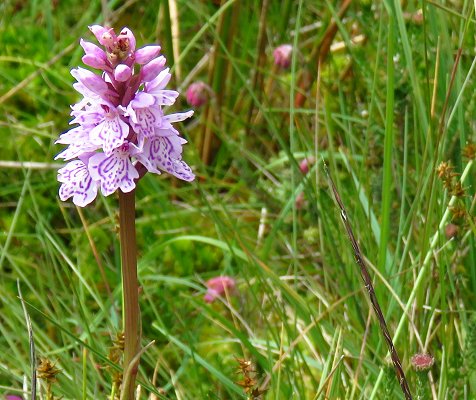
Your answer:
(56, 25), (195, 207)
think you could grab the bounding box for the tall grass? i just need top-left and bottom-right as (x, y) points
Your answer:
(0, 0), (475, 399)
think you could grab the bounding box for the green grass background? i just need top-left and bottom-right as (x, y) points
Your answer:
(0, 0), (475, 399)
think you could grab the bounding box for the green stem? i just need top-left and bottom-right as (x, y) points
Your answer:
(119, 189), (140, 400)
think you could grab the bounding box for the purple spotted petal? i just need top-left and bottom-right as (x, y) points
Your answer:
(155, 110), (194, 133)
(58, 160), (98, 207)
(89, 107), (130, 156)
(163, 110), (194, 124)
(54, 128), (99, 160)
(124, 92), (162, 146)
(88, 144), (139, 196)
(136, 136), (194, 181)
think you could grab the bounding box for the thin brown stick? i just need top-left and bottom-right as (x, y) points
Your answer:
(324, 162), (413, 400)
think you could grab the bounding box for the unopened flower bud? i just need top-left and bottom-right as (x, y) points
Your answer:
(141, 56), (167, 82)
(114, 64), (132, 82)
(186, 81), (211, 107)
(135, 45), (161, 65)
(299, 156), (315, 174)
(273, 44), (293, 69)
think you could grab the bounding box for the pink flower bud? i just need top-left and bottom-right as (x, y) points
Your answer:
(80, 39), (108, 70)
(141, 56), (167, 82)
(204, 276), (236, 303)
(89, 25), (115, 48)
(135, 45), (162, 64)
(114, 64), (132, 82)
(299, 156), (315, 174)
(273, 44), (293, 69)
(5, 396), (23, 400)
(186, 81), (211, 107)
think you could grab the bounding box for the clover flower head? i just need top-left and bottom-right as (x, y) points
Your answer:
(273, 44), (293, 69)
(56, 25), (195, 207)
(204, 276), (237, 303)
(411, 353), (435, 372)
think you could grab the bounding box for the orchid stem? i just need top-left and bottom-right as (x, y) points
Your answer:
(119, 189), (140, 400)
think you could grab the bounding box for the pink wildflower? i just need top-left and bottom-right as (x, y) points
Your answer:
(5, 396), (23, 400)
(411, 353), (434, 371)
(55, 25), (195, 207)
(299, 156), (315, 174)
(273, 44), (293, 69)
(186, 81), (211, 107)
(204, 276), (236, 303)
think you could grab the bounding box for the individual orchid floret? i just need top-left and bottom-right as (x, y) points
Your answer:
(71, 67), (118, 104)
(89, 142), (140, 196)
(136, 134), (195, 182)
(204, 276), (237, 303)
(56, 25), (195, 207)
(273, 44), (293, 69)
(87, 103), (130, 156)
(122, 92), (162, 147)
(145, 68), (179, 106)
(57, 155), (98, 207)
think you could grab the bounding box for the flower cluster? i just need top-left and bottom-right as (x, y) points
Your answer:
(56, 25), (195, 207)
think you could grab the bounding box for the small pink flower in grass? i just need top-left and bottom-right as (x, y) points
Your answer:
(5, 395), (23, 400)
(56, 25), (195, 207)
(299, 156), (315, 174)
(186, 81), (211, 107)
(204, 276), (237, 303)
(411, 353), (434, 371)
(273, 44), (293, 69)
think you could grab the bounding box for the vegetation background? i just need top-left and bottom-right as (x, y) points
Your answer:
(0, 0), (475, 399)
